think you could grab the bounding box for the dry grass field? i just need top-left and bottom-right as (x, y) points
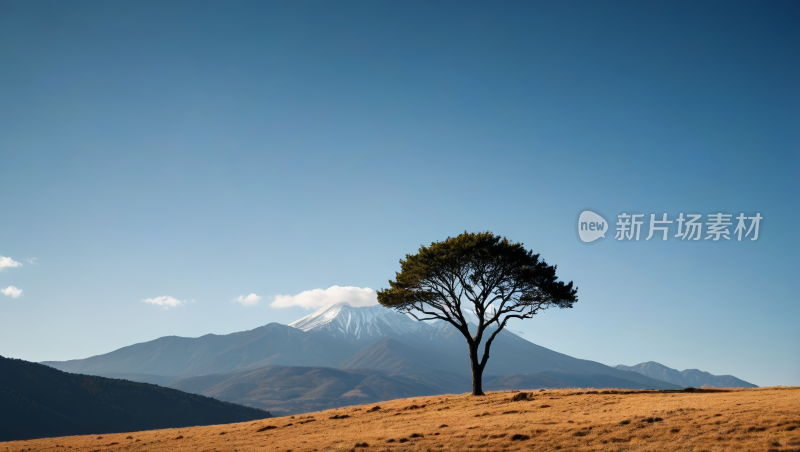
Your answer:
(3, 387), (798, 452)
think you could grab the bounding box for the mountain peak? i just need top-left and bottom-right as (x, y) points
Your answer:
(289, 302), (381, 331)
(287, 302), (428, 343)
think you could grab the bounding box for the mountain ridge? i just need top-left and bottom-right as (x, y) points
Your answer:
(42, 323), (359, 376)
(42, 302), (727, 414)
(44, 304), (680, 390)
(615, 361), (757, 388)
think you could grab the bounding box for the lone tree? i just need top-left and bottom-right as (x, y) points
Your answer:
(377, 231), (578, 396)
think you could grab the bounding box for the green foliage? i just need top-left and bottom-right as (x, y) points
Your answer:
(378, 231), (577, 328)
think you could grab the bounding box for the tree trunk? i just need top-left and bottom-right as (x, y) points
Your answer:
(469, 343), (484, 396)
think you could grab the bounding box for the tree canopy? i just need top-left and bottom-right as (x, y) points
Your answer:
(377, 231), (578, 395)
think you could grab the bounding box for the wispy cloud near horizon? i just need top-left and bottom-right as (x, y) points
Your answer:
(271, 286), (378, 310)
(2, 286), (22, 298)
(232, 293), (262, 306)
(142, 295), (192, 309)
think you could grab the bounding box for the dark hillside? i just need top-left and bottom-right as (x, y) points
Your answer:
(0, 356), (271, 441)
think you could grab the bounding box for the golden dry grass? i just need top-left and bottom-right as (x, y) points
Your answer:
(3, 386), (799, 452)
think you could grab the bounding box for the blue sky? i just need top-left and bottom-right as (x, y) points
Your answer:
(1, 0), (797, 386)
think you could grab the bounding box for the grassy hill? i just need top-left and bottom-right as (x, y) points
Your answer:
(0, 356), (271, 441)
(2, 386), (797, 451)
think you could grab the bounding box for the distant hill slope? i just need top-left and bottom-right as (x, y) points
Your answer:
(484, 370), (682, 390)
(115, 338), (677, 415)
(0, 356), (271, 441)
(615, 362), (757, 388)
(165, 364), (462, 416)
(98, 361), (674, 415)
(339, 337), (470, 391)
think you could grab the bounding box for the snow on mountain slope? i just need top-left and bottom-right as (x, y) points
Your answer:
(288, 302), (430, 343)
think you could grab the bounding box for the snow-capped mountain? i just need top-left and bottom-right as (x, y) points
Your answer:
(288, 302), (429, 344)
(43, 301), (694, 417)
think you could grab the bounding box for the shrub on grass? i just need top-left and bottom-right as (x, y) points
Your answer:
(512, 392), (529, 401)
(404, 404), (425, 410)
(641, 417), (663, 423)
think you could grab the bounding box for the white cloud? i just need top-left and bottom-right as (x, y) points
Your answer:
(26, 258), (37, 265)
(271, 285), (378, 310)
(0, 256), (22, 270)
(141, 295), (192, 309)
(232, 293), (262, 306)
(1, 286), (22, 298)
